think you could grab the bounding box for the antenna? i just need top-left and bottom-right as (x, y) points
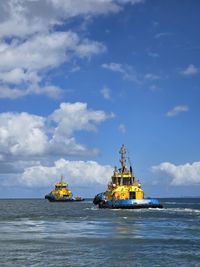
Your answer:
(127, 149), (134, 177)
(127, 150), (132, 167)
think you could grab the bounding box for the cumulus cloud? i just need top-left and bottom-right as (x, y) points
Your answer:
(48, 102), (114, 155)
(0, 102), (115, 189)
(0, 0), (117, 39)
(0, 32), (106, 99)
(0, 102), (114, 161)
(152, 162), (200, 185)
(0, 112), (48, 158)
(17, 158), (113, 187)
(166, 105), (189, 117)
(0, 35), (105, 98)
(0, 84), (63, 99)
(180, 64), (198, 76)
(0, 160), (41, 175)
(0, 69), (39, 85)
(49, 0), (121, 19)
(0, 0), (144, 38)
(0, 0), (144, 99)
(0, 87), (28, 99)
(0, 32), (87, 71)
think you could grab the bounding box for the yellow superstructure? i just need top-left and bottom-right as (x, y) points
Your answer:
(49, 175), (73, 199)
(105, 144), (144, 201)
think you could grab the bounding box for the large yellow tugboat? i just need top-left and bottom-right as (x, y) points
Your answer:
(45, 175), (84, 202)
(93, 145), (163, 209)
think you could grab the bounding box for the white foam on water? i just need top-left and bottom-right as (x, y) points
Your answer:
(160, 207), (200, 215)
(164, 202), (200, 205)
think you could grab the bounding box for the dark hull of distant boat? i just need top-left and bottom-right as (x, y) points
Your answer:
(45, 195), (85, 202)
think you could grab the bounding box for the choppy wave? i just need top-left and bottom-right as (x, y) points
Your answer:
(0, 199), (200, 267)
(164, 201), (200, 205)
(161, 207), (200, 215)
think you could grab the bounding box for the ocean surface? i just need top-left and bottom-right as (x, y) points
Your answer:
(0, 198), (199, 267)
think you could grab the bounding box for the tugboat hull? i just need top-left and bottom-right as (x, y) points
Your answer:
(99, 200), (163, 209)
(45, 195), (84, 202)
(93, 194), (163, 209)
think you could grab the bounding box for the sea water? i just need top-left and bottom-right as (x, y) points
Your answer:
(0, 198), (199, 266)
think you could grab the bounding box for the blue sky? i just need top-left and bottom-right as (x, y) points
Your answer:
(0, 0), (200, 198)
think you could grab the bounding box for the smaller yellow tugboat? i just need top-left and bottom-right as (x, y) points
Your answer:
(93, 145), (163, 209)
(45, 175), (84, 202)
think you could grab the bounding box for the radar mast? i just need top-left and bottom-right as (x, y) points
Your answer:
(119, 144), (126, 171)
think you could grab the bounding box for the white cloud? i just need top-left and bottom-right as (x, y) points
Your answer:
(49, 0), (144, 21)
(115, 0), (145, 5)
(166, 105), (189, 117)
(180, 64), (198, 76)
(0, 84), (63, 99)
(152, 162), (200, 185)
(49, 0), (121, 19)
(154, 32), (173, 39)
(0, 0), (144, 99)
(0, 87), (28, 99)
(118, 124), (126, 133)
(18, 158), (113, 187)
(0, 112), (48, 157)
(144, 73), (160, 80)
(0, 0), (118, 99)
(74, 38), (106, 58)
(29, 84), (63, 99)
(0, 160), (41, 174)
(101, 86), (111, 100)
(0, 32), (105, 73)
(0, 102), (114, 161)
(0, 1), (48, 38)
(147, 51), (160, 58)
(0, 0), (118, 39)
(50, 102), (114, 136)
(48, 102), (114, 155)
(102, 62), (141, 84)
(102, 62), (162, 85)
(102, 62), (125, 73)
(0, 0), (144, 39)
(0, 31), (106, 98)
(0, 69), (40, 85)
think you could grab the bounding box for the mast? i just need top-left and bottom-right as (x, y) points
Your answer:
(61, 174), (65, 184)
(119, 144), (126, 172)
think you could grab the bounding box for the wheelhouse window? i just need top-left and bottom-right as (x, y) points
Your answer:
(112, 177), (117, 184)
(118, 177), (122, 185)
(56, 185), (66, 189)
(123, 178), (130, 185)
